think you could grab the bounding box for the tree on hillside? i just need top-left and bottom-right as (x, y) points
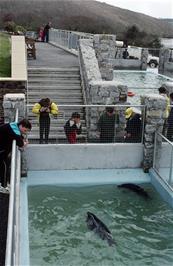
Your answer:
(124, 25), (161, 48)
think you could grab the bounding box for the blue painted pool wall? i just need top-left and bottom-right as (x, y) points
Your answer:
(150, 169), (173, 208)
(20, 178), (30, 266)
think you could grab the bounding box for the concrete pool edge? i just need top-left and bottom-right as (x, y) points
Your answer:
(27, 168), (151, 186)
(20, 178), (30, 266)
(20, 168), (173, 265)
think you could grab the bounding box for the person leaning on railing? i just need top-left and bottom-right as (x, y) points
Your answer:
(0, 119), (32, 190)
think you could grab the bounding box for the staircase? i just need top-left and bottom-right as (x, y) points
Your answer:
(27, 67), (87, 143)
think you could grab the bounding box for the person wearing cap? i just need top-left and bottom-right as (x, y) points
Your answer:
(124, 107), (142, 143)
(64, 112), (82, 144)
(97, 107), (119, 143)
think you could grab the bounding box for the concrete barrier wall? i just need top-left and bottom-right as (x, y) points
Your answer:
(26, 144), (143, 170)
(110, 59), (141, 70)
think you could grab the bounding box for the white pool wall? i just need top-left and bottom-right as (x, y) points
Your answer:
(26, 143), (144, 170)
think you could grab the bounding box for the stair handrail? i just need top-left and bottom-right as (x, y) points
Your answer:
(5, 109), (21, 266)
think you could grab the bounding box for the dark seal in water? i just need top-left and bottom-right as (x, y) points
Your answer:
(86, 211), (116, 246)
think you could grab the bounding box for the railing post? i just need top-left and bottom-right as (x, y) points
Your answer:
(168, 145), (173, 184)
(153, 131), (157, 169)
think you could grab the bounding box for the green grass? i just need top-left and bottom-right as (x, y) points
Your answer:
(0, 33), (11, 77)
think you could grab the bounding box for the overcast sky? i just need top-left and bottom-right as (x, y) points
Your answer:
(97, 0), (173, 18)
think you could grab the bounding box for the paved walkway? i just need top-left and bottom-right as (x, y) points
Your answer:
(27, 42), (79, 68)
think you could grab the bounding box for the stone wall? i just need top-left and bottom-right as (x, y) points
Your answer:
(159, 48), (173, 78)
(93, 34), (116, 80)
(78, 38), (128, 139)
(3, 93), (26, 123)
(110, 48), (148, 70)
(0, 81), (26, 123)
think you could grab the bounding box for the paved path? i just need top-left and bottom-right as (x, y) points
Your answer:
(27, 42), (79, 68)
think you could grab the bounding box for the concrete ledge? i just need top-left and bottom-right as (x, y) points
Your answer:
(0, 36), (27, 81)
(49, 41), (78, 57)
(26, 143), (144, 170)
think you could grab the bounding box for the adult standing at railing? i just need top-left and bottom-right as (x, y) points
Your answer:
(0, 119), (32, 191)
(97, 107), (119, 143)
(43, 22), (52, 43)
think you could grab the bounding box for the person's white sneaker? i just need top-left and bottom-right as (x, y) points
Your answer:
(5, 184), (10, 193)
(0, 185), (10, 194)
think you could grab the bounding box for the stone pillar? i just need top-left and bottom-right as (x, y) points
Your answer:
(140, 48), (148, 70)
(159, 48), (171, 75)
(3, 93), (25, 123)
(141, 94), (166, 172)
(93, 34), (116, 81)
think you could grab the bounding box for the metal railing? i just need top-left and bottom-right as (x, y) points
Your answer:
(5, 109), (21, 266)
(153, 131), (173, 191)
(49, 28), (93, 52)
(26, 104), (145, 144)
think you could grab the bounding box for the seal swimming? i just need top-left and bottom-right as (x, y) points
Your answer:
(117, 183), (150, 199)
(86, 211), (116, 246)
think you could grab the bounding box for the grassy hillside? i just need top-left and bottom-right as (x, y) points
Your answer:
(0, 0), (172, 38)
(0, 33), (11, 77)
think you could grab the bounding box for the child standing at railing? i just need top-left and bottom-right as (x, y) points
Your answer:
(64, 112), (82, 144)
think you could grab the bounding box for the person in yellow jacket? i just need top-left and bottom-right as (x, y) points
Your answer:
(32, 98), (58, 144)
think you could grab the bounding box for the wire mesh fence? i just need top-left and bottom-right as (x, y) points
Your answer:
(26, 104), (145, 144)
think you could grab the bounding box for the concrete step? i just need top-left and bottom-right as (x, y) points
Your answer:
(28, 91), (82, 96)
(28, 74), (80, 78)
(28, 133), (87, 140)
(28, 98), (83, 105)
(27, 85), (82, 91)
(30, 126), (86, 132)
(28, 67), (80, 73)
(28, 79), (81, 85)
(30, 120), (86, 127)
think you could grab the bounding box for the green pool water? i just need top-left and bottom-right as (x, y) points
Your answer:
(28, 184), (173, 266)
(113, 71), (172, 104)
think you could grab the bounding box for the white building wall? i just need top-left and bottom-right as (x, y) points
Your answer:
(26, 143), (144, 170)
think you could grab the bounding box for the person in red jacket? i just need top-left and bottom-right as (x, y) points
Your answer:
(0, 119), (31, 189)
(64, 112), (82, 144)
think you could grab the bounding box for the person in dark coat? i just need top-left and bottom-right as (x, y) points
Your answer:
(98, 107), (119, 143)
(43, 22), (51, 42)
(167, 92), (173, 141)
(64, 112), (82, 144)
(0, 119), (31, 188)
(124, 107), (142, 143)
